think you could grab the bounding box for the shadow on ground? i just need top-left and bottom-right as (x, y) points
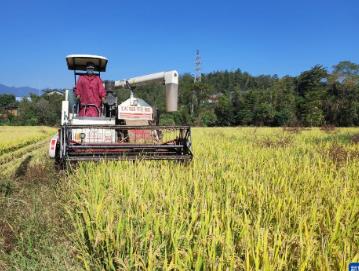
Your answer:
(14, 155), (33, 179)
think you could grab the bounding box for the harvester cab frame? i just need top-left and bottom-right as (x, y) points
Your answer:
(49, 54), (193, 165)
(66, 54), (108, 117)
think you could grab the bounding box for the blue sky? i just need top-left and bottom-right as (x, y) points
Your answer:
(0, 0), (358, 89)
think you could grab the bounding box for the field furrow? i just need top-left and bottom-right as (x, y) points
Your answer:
(0, 139), (49, 166)
(0, 143), (49, 178)
(0, 126), (55, 156)
(0, 127), (56, 178)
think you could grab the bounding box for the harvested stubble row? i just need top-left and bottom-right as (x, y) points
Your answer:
(0, 126), (55, 156)
(66, 127), (359, 271)
(0, 139), (48, 166)
(0, 126), (56, 178)
(0, 143), (50, 178)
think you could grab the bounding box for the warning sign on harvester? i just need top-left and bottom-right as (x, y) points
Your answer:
(118, 97), (153, 121)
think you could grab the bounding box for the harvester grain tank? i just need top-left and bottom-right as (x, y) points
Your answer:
(49, 54), (192, 164)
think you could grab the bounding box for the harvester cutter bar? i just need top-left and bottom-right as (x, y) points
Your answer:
(68, 144), (183, 149)
(61, 124), (193, 162)
(66, 155), (193, 161)
(65, 125), (191, 129)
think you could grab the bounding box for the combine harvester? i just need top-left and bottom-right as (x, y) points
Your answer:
(49, 55), (192, 165)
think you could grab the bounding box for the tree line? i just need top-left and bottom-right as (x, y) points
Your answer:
(135, 61), (359, 127)
(1, 61), (359, 127)
(0, 92), (63, 125)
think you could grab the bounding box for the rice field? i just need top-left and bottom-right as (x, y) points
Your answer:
(65, 127), (359, 270)
(0, 126), (76, 271)
(0, 126), (56, 178)
(1, 126), (358, 270)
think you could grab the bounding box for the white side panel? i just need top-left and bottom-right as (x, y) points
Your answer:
(70, 118), (116, 125)
(65, 89), (69, 101)
(49, 134), (58, 158)
(71, 128), (116, 144)
(61, 101), (69, 125)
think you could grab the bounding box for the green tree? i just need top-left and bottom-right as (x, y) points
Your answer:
(324, 61), (359, 126)
(215, 94), (234, 126)
(272, 77), (297, 125)
(0, 94), (16, 107)
(296, 65), (327, 126)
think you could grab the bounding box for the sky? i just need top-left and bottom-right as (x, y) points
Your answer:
(0, 0), (358, 89)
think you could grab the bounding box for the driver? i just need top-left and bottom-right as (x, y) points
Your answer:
(75, 62), (106, 117)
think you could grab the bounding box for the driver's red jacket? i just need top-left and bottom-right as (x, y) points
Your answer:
(75, 75), (106, 117)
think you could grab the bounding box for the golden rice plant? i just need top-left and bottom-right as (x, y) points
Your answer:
(0, 126), (56, 178)
(66, 128), (359, 270)
(0, 126), (55, 156)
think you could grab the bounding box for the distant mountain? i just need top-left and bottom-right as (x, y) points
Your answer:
(0, 83), (40, 97)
